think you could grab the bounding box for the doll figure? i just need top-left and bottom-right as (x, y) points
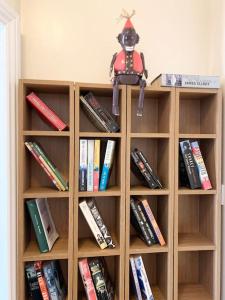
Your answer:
(110, 10), (148, 116)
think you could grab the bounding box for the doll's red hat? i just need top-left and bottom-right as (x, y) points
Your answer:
(123, 18), (134, 30)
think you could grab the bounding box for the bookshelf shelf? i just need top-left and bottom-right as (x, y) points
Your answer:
(130, 186), (170, 195)
(178, 188), (217, 195)
(79, 132), (122, 138)
(129, 237), (168, 254)
(23, 187), (70, 198)
(179, 133), (216, 139)
(178, 284), (212, 300)
(178, 233), (215, 251)
(78, 186), (121, 197)
(130, 133), (170, 138)
(23, 130), (70, 136)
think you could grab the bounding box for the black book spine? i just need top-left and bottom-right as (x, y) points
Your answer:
(179, 147), (190, 187)
(99, 258), (115, 300)
(131, 151), (158, 189)
(88, 258), (109, 300)
(85, 92), (120, 133)
(87, 198), (115, 248)
(180, 140), (201, 189)
(136, 202), (157, 244)
(130, 198), (153, 246)
(25, 263), (42, 300)
(135, 149), (163, 188)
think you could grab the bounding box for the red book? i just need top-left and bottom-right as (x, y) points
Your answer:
(141, 199), (166, 246)
(79, 258), (97, 300)
(26, 92), (67, 131)
(34, 261), (50, 300)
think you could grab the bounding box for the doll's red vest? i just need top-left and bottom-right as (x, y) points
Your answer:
(114, 50), (143, 75)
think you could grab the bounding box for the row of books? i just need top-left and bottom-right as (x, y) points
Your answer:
(79, 139), (116, 192)
(130, 197), (165, 247)
(179, 140), (212, 190)
(25, 260), (66, 300)
(27, 198), (59, 253)
(80, 92), (120, 133)
(25, 141), (68, 191)
(79, 198), (115, 249)
(79, 257), (114, 300)
(131, 148), (163, 189)
(130, 255), (154, 300)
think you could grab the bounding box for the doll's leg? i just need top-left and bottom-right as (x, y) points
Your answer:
(137, 79), (146, 116)
(112, 77), (120, 116)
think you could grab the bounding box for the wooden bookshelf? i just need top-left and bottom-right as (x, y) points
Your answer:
(18, 80), (74, 300)
(174, 88), (222, 300)
(74, 83), (126, 299)
(125, 86), (175, 300)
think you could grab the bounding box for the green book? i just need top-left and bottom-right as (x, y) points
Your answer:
(33, 142), (69, 190)
(26, 199), (49, 253)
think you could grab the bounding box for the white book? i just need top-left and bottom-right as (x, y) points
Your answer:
(79, 200), (107, 249)
(36, 198), (59, 251)
(79, 139), (88, 191)
(134, 256), (154, 300)
(87, 140), (94, 192)
(151, 73), (220, 89)
(130, 257), (142, 300)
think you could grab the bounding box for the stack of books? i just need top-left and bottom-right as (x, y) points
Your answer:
(79, 139), (116, 192)
(25, 142), (68, 191)
(79, 198), (115, 249)
(130, 197), (165, 247)
(179, 140), (212, 190)
(130, 255), (154, 300)
(80, 92), (120, 133)
(79, 257), (114, 300)
(25, 260), (67, 300)
(26, 92), (68, 131)
(27, 198), (59, 253)
(131, 148), (163, 189)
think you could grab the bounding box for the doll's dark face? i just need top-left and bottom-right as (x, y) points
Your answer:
(118, 28), (139, 52)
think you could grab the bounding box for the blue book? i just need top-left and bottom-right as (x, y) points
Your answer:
(99, 140), (116, 191)
(130, 257), (142, 300)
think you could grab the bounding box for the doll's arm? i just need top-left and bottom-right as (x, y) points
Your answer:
(109, 53), (117, 77)
(141, 52), (148, 79)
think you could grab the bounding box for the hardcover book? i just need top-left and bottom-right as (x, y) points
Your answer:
(130, 257), (142, 300)
(87, 140), (94, 192)
(98, 258), (115, 300)
(180, 140), (201, 189)
(179, 147), (190, 187)
(151, 74), (220, 89)
(79, 200), (108, 249)
(134, 256), (154, 300)
(131, 150), (158, 189)
(99, 140), (116, 191)
(79, 258), (98, 300)
(140, 199), (166, 246)
(25, 263), (42, 300)
(79, 139), (88, 191)
(87, 198), (115, 248)
(26, 92), (68, 131)
(34, 261), (50, 300)
(93, 140), (100, 192)
(191, 141), (212, 190)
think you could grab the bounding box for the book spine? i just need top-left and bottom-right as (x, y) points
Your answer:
(130, 198), (153, 246)
(130, 257), (142, 300)
(85, 93), (119, 132)
(80, 96), (110, 133)
(50, 261), (67, 299)
(191, 141), (212, 190)
(93, 140), (100, 192)
(136, 149), (162, 188)
(136, 203), (157, 244)
(79, 139), (88, 191)
(25, 263), (42, 300)
(36, 198), (59, 251)
(131, 151), (158, 189)
(88, 258), (108, 300)
(180, 140), (201, 189)
(26, 200), (49, 253)
(87, 198), (115, 248)
(98, 258), (114, 300)
(141, 199), (166, 246)
(99, 140), (116, 191)
(79, 258), (98, 300)
(180, 75), (220, 88)
(134, 256), (154, 300)
(79, 201), (107, 249)
(43, 262), (59, 300)
(33, 142), (68, 190)
(25, 142), (62, 191)
(87, 140), (94, 192)
(34, 261), (50, 300)
(31, 143), (65, 191)
(26, 92), (67, 131)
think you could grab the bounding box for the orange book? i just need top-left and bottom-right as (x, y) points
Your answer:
(34, 261), (50, 300)
(140, 199), (166, 246)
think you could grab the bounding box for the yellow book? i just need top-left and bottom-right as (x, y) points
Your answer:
(93, 140), (100, 192)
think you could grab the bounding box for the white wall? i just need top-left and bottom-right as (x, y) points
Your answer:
(4, 0), (19, 12)
(20, 0), (221, 83)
